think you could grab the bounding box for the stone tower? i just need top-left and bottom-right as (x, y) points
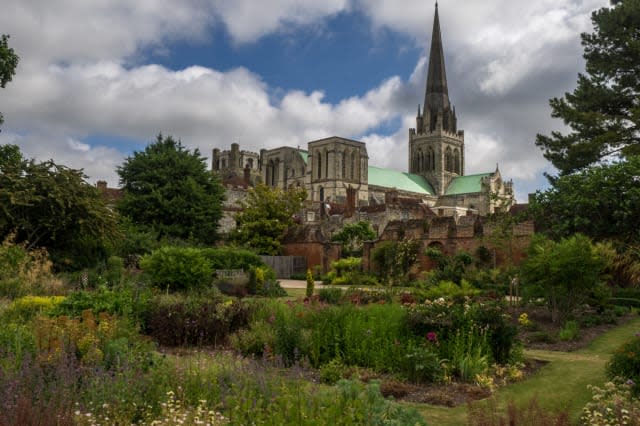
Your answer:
(409, 3), (465, 195)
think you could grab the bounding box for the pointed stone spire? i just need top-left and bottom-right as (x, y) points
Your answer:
(423, 3), (456, 133)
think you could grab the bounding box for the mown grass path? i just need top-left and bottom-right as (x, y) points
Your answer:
(416, 316), (640, 425)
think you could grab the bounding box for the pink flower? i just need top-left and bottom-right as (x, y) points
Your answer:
(426, 331), (438, 343)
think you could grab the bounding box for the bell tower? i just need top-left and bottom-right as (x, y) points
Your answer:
(409, 3), (464, 195)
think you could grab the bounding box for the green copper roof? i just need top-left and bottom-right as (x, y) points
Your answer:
(299, 151), (308, 163)
(445, 173), (492, 195)
(368, 166), (435, 195)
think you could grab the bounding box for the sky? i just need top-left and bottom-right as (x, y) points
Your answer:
(0, 0), (609, 202)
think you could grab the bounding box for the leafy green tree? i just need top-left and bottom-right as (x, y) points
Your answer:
(0, 144), (118, 268)
(231, 184), (306, 255)
(117, 134), (225, 245)
(530, 156), (640, 244)
(520, 234), (610, 323)
(424, 248), (473, 284)
(331, 221), (377, 257)
(0, 34), (19, 129)
(372, 239), (420, 285)
(535, 1), (640, 174)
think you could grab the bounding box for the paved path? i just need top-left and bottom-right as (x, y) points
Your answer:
(279, 279), (328, 289)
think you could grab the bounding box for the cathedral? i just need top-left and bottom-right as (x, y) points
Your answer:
(212, 4), (514, 221)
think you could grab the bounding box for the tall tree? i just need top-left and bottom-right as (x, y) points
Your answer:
(117, 134), (225, 245)
(0, 34), (19, 129)
(231, 184), (306, 255)
(0, 144), (118, 268)
(530, 156), (640, 244)
(535, 0), (640, 175)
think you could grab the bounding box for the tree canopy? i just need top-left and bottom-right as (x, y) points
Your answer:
(331, 221), (377, 257)
(231, 184), (307, 255)
(530, 156), (640, 244)
(520, 234), (610, 323)
(535, 0), (640, 175)
(0, 34), (19, 129)
(117, 134), (225, 245)
(0, 144), (118, 268)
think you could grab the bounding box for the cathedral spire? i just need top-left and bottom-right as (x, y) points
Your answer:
(423, 3), (456, 133)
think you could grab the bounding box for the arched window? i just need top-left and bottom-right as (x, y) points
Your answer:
(342, 151), (346, 179)
(453, 149), (461, 174)
(317, 152), (322, 179)
(351, 152), (358, 180)
(430, 148), (435, 171)
(413, 151), (419, 172)
(416, 149), (422, 172)
(445, 147), (452, 172)
(325, 150), (329, 178)
(267, 160), (275, 186)
(273, 159), (280, 185)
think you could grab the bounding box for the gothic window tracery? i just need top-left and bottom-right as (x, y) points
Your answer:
(427, 147), (435, 171)
(325, 150), (329, 178)
(342, 151), (346, 179)
(351, 152), (356, 180)
(445, 147), (452, 172)
(453, 148), (460, 174)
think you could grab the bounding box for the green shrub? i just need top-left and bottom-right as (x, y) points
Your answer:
(372, 239), (420, 285)
(612, 287), (640, 299)
(607, 334), (640, 395)
(558, 320), (580, 341)
(402, 341), (444, 383)
(406, 300), (518, 365)
(318, 287), (343, 304)
(609, 297), (640, 308)
(319, 358), (348, 384)
(306, 269), (314, 298)
(51, 285), (153, 325)
(0, 236), (62, 298)
(521, 234), (610, 323)
(143, 294), (251, 346)
(526, 331), (558, 344)
(331, 257), (362, 277)
(3, 295), (66, 322)
(424, 248), (474, 284)
(200, 246), (265, 271)
(343, 288), (393, 305)
(331, 221), (377, 257)
(246, 266), (284, 297)
(422, 279), (480, 300)
(140, 246), (212, 291)
(229, 321), (275, 357)
(0, 322), (36, 365)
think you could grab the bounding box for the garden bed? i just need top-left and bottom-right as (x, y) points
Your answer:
(514, 305), (636, 352)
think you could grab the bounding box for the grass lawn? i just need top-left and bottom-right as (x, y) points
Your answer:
(416, 316), (640, 425)
(285, 287), (307, 299)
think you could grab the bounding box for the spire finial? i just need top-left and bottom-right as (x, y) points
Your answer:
(423, 1), (455, 133)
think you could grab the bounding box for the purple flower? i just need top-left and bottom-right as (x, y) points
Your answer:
(426, 331), (438, 343)
(626, 379), (636, 386)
